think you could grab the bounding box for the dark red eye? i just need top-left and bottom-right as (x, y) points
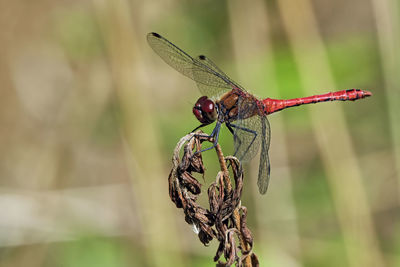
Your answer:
(192, 107), (203, 121)
(193, 96), (217, 124)
(196, 96), (208, 105)
(202, 99), (214, 113)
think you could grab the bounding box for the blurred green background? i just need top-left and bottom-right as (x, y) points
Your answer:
(0, 0), (399, 266)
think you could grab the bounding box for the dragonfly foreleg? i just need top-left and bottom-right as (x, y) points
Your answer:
(193, 121), (222, 155)
(191, 123), (209, 133)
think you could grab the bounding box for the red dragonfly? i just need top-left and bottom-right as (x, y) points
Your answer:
(147, 32), (371, 194)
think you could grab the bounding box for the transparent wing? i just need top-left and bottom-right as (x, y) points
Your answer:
(232, 116), (262, 163)
(258, 116), (271, 194)
(197, 55), (228, 75)
(147, 32), (235, 98)
(232, 97), (261, 162)
(232, 97), (271, 194)
(195, 55), (246, 99)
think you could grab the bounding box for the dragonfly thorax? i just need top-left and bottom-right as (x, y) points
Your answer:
(192, 96), (218, 125)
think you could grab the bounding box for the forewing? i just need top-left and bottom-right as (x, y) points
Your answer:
(195, 55), (246, 98)
(257, 116), (271, 194)
(197, 55), (229, 76)
(147, 33), (232, 98)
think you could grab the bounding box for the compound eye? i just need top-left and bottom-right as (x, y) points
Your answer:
(196, 96), (208, 105)
(192, 96), (217, 124)
(202, 99), (215, 113)
(192, 107), (203, 121)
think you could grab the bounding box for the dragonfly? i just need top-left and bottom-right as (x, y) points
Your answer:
(147, 32), (371, 194)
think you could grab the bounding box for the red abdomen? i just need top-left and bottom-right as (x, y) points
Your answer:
(262, 89), (372, 115)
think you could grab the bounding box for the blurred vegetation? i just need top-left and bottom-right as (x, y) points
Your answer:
(0, 0), (399, 266)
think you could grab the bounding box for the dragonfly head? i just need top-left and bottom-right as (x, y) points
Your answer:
(192, 96), (217, 125)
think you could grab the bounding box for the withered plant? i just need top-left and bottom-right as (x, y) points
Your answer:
(168, 131), (259, 267)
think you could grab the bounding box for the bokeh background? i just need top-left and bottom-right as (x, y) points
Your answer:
(0, 0), (399, 266)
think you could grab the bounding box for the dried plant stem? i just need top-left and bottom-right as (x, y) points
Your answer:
(214, 144), (251, 267)
(169, 132), (257, 266)
(214, 143), (231, 191)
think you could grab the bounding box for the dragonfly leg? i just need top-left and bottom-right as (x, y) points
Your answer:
(191, 123), (209, 133)
(193, 121), (222, 155)
(188, 123), (214, 143)
(228, 122), (258, 161)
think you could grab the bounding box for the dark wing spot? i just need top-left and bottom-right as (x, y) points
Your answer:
(199, 55), (206, 60)
(151, 32), (161, 38)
